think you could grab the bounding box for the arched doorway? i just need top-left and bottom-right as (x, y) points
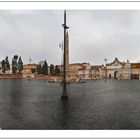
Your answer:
(109, 74), (111, 79)
(114, 71), (118, 79)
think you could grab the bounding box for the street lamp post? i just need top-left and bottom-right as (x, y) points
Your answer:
(61, 10), (69, 99)
(104, 57), (107, 82)
(28, 57), (32, 80)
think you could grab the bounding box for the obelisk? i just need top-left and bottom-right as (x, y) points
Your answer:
(65, 31), (69, 81)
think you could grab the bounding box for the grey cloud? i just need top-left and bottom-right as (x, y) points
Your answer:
(0, 10), (140, 65)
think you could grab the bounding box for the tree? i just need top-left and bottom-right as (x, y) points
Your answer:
(31, 68), (36, 73)
(1, 60), (6, 73)
(1, 56), (10, 73)
(36, 64), (42, 74)
(38, 60), (44, 66)
(42, 60), (48, 75)
(55, 65), (60, 75)
(18, 56), (23, 73)
(12, 55), (18, 74)
(0, 61), (2, 71)
(50, 64), (54, 75)
(5, 56), (10, 71)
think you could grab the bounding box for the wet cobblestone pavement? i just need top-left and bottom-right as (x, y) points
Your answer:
(0, 79), (140, 129)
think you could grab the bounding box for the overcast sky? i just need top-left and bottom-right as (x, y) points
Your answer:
(0, 10), (140, 65)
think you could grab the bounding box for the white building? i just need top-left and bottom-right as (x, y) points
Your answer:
(78, 63), (91, 80)
(106, 58), (125, 79)
(122, 60), (131, 80)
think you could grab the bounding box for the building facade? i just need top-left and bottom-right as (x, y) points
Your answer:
(105, 58), (140, 80)
(78, 63), (91, 80)
(1, 57), (140, 80)
(58, 63), (85, 80)
(106, 58), (125, 79)
(122, 60), (131, 80)
(22, 64), (37, 78)
(131, 63), (140, 80)
(90, 65), (105, 79)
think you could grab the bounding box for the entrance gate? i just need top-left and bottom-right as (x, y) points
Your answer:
(114, 71), (118, 79)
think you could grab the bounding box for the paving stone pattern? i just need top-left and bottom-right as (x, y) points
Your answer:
(0, 79), (140, 129)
